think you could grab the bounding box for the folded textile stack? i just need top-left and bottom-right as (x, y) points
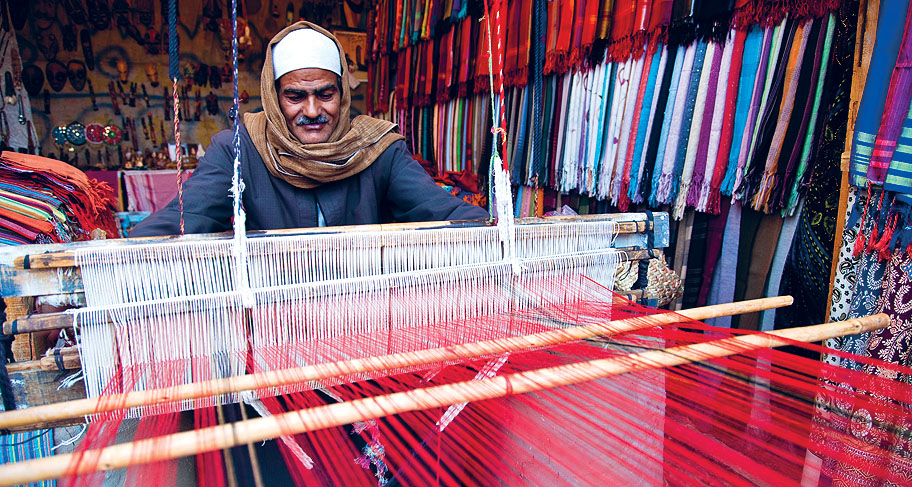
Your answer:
(0, 152), (120, 245)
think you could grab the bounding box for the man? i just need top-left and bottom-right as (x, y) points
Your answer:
(132, 22), (487, 237)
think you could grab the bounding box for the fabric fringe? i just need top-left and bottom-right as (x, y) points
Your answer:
(707, 185), (723, 215)
(544, 51), (567, 76)
(673, 181), (690, 220)
(655, 173), (673, 206)
(504, 67), (528, 88)
(606, 36), (636, 63)
(732, 0), (841, 30)
(686, 174), (704, 208)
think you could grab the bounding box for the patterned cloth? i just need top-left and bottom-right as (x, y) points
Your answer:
(0, 430), (55, 487)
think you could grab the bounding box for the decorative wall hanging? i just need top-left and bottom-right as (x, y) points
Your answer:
(67, 60), (87, 91)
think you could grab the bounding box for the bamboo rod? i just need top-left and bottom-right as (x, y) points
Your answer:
(9, 216), (653, 269)
(0, 312), (886, 487)
(0, 296), (791, 431)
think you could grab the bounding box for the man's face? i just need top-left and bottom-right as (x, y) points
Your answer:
(277, 68), (341, 144)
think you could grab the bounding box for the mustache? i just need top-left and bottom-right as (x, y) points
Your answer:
(295, 115), (329, 126)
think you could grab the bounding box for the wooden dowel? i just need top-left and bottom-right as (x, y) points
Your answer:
(0, 296), (791, 431)
(3, 249), (657, 335)
(0, 311), (885, 487)
(9, 216), (652, 269)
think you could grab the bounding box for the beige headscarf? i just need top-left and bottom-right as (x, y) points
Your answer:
(244, 21), (403, 189)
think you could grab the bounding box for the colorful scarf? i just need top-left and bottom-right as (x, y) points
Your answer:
(751, 18), (811, 212)
(690, 37), (728, 212)
(649, 43), (687, 206)
(850, 0), (909, 187)
(701, 28), (739, 213)
(627, 48), (666, 204)
(674, 40), (716, 219)
(866, 2), (912, 185)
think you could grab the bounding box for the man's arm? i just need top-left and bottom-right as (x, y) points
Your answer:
(382, 141), (490, 222)
(129, 131), (236, 237)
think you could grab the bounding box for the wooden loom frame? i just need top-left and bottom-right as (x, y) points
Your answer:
(0, 212), (669, 429)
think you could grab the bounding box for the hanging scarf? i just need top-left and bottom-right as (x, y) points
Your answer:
(732, 0), (842, 30)
(751, 19), (811, 212)
(784, 14), (836, 214)
(457, 18), (474, 98)
(866, 1), (912, 185)
(674, 40), (717, 219)
(606, 0), (638, 61)
(771, 17), (828, 213)
(641, 44), (679, 205)
(646, 0), (675, 51)
(615, 55), (648, 207)
(732, 24), (775, 197)
(649, 43), (689, 206)
(576, 0), (602, 65)
(507, 0), (533, 86)
(245, 22), (404, 190)
(629, 47), (667, 204)
(720, 25), (763, 195)
(706, 28), (746, 212)
(543, 0), (570, 75)
(692, 36), (729, 212)
(568, 0), (592, 67)
(591, 0), (616, 62)
(619, 50), (656, 211)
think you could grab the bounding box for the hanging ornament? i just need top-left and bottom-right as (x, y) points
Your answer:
(43, 90), (51, 114)
(81, 30), (95, 70)
(4, 72), (16, 105)
(61, 0), (89, 25)
(66, 122), (87, 145)
(240, 89), (249, 104)
(108, 81), (121, 115)
(67, 60), (88, 91)
(87, 0), (112, 31)
(145, 63), (160, 87)
(36, 32), (60, 61)
(143, 28), (161, 55)
(103, 124), (123, 145)
(85, 123), (105, 144)
(52, 125), (69, 146)
(87, 79), (98, 110)
(205, 91), (219, 115)
(129, 82), (137, 107)
(141, 83), (149, 107)
(45, 61), (68, 92)
(62, 23), (78, 52)
(21, 65), (45, 97)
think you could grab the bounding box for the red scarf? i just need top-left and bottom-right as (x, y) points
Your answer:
(646, 0), (674, 51)
(457, 17), (474, 98)
(606, 0), (636, 61)
(543, 0), (575, 74)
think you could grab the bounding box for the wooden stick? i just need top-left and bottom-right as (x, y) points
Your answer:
(7, 215), (653, 269)
(0, 296), (791, 431)
(0, 312), (886, 487)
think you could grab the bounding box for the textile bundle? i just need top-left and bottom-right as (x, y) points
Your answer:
(367, 0), (842, 221)
(0, 152), (119, 245)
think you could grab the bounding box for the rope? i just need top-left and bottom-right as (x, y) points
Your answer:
(168, 0), (184, 235)
(229, 0), (253, 308)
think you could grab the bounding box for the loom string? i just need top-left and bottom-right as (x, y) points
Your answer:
(167, 0), (183, 235)
(481, 0), (518, 274)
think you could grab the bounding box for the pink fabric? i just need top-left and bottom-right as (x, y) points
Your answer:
(123, 170), (193, 213)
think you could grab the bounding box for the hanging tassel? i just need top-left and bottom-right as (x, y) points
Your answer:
(853, 187), (873, 257)
(877, 216), (897, 261)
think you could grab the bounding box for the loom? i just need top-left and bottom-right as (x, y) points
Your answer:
(0, 210), (907, 486)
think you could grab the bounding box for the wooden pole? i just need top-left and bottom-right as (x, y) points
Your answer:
(0, 312), (887, 487)
(0, 296), (792, 430)
(6, 215), (653, 270)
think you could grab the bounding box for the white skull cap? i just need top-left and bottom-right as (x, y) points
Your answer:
(272, 28), (342, 80)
